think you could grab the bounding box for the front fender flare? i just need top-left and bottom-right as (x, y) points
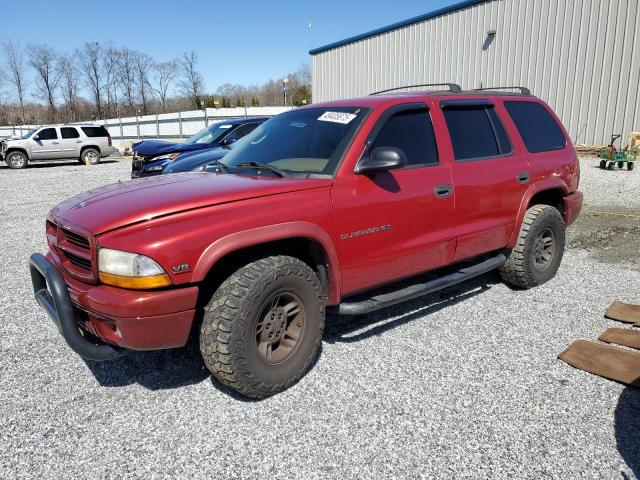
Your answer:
(192, 221), (342, 305)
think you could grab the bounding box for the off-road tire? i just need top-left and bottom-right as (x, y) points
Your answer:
(200, 255), (325, 399)
(599, 159), (606, 169)
(629, 162), (635, 171)
(499, 204), (565, 289)
(81, 148), (101, 165)
(5, 151), (28, 169)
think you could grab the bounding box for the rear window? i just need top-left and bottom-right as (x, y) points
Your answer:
(81, 126), (110, 138)
(442, 105), (511, 161)
(61, 127), (80, 139)
(504, 101), (566, 153)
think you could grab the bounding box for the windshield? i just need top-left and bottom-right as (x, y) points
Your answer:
(221, 107), (368, 176)
(184, 122), (234, 145)
(21, 129), (38, 139)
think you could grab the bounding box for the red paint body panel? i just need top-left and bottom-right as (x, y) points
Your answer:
(39, 91), (583, 352)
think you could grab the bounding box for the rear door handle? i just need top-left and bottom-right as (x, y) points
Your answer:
(434, 184), (453, 198)
(517, 172), (530, 184)
(76, 140), (83, 143)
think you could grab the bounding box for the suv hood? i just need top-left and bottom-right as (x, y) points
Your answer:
(50, 173), (332, 235)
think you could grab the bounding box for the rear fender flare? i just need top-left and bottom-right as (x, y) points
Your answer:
(192, 221), (342, 304)
(509, 178), (569, 247)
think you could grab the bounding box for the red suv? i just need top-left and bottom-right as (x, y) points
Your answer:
(30, 85), (583, 398)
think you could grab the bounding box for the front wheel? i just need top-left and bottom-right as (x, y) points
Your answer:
(200, 255), (325, 398)
(599, 159), (607, 169)
(629, 162), (635, 171)
(81, 148), (101, 165)
(5, 151), (28, 169)
(499, 204), (565, 289)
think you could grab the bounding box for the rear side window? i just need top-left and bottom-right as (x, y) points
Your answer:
(81, 126), (110, 138)
(61, 127), (80, 139)
(504, 101), (566, 153)
(37, 128), (58, 140)
(442, 105), (511, 161)
(371, 108), (438, 166)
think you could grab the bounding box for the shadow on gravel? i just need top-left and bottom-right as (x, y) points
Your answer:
(325, 272), (499, 343)
(615, 387), (640, 477)
(83, 338), (209, 391)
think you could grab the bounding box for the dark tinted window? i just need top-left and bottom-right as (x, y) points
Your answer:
(504, 101), (566, 153)
(61, 127), (80, 139)
(223, 123), (260, 143)
(37, 128), (57, 140)
(81, 126), (110, 137)
(443, 105), (511, 161)
(371, 108), (438, 166)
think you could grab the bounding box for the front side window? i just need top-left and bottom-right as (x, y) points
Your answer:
(61, 127), (80, 139)
(223, 123), (260, 144)
(443, 105), (511, 161)
(221, 107), (368, 176)
(371, 108), (438, 166)
(504, 101), (566, 153)
(185, 122), (234, 145)
(36, 128), (58, 140)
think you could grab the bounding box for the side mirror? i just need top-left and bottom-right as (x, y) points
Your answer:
(33, 134), (40, 141)
(222, 137), (238, 146)
(355, 146), (407, 175)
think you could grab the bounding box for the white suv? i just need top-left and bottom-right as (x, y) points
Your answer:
(1, 124), (114, 169)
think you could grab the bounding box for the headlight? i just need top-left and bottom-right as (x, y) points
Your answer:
(145, 164), (166, 172)
(98, 248), (171, 289)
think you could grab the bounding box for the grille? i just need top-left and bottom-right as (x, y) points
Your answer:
(61, 227), (90, 249)
(63, 249), (93, 270)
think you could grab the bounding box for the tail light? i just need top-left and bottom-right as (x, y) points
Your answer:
(108, 135), (112, 147)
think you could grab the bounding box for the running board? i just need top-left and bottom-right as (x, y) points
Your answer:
(329, 253), (506, 315)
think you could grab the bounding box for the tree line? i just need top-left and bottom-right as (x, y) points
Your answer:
(0, 40), (311, 126)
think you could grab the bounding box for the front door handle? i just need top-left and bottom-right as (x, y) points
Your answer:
(434, 184), (453, 198)
(517, 172), (530, 184)
(51, 141), (59, 145)
(76, 140), (83, 143)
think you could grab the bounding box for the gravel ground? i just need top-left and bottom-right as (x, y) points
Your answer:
(1, 158), (639, 479)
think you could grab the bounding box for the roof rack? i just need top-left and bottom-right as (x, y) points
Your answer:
(473, 86), (531, 95)
(370, 83), (462, 95)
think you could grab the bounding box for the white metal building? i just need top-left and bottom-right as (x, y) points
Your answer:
(310, 0), (640, 145)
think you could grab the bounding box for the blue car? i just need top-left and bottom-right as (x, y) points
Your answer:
(162, 148), (229, 174)
(131, 117), (266, 178)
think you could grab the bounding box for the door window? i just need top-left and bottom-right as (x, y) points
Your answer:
(371, 108), (438, 166)
(61, 127), (80, 139)
(504, 101), (566, 153)
(37, 128), (58, 140)
(223, 123), (260, 144)
(443, 105), (511, 161)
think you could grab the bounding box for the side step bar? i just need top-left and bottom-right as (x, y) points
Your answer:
(329, 253), (506, 315)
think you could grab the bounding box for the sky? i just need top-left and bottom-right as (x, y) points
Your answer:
(1, 0), (458, 92)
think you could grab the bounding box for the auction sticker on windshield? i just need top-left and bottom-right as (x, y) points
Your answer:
(318, 111), (357, 124)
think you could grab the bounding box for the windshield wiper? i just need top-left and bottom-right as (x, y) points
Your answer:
(235, 162), (289, 178)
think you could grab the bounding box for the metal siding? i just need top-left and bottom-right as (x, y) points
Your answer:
(311, 0), (640, 145)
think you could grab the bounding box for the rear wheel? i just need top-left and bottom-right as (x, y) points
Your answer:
(599, 159), (607, 169)
(618, 161), (625, 169)
(81, 148), (100, 165)
(200, 255), (325, 398)
(499, 204), (565, 289)
(629, 162), (635, 171)
(5, 151), (28, 169)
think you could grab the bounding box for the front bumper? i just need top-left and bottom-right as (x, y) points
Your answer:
(29, 253), (198, 360)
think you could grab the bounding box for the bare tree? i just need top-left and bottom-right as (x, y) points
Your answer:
(151, 60), (178, 112)
(76, 42), (103, 118)
(178, 51), (204, 109)
(103, 46), (120, 118)
(116, 48), (136, 113)
(58, 54), (79, 122)
(133, 51), (153, 115)
(3, 40), (29, 122)
(27, 44), (61, 121)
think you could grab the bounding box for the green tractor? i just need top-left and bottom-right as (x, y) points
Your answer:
(598, 134), (637, 171)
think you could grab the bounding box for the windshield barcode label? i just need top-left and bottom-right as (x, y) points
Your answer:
(318, 111), (357, 124)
